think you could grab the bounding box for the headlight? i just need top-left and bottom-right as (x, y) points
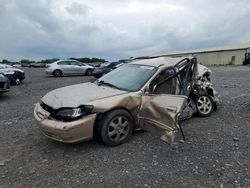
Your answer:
(55, 105), (93, 121)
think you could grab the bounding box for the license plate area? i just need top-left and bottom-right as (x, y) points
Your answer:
(36, 104), (50, 120)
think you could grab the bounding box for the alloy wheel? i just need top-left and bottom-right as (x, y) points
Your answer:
(197, 95), (212, 115)
(108, 116), (129, 142)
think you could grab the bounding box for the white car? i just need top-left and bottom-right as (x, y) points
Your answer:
(0, 66), (25, 85)
(45, 60), (94, 77)
(0, 64), (13, 68)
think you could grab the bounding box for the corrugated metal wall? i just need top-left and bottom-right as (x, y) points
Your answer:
(194, 50), (246, 65)
(168, 49), (248, 65)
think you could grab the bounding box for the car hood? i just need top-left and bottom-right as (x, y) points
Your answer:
(0, 68), (24, 73)
(41, 82), (127, 109)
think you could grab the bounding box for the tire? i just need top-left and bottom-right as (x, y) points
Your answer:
(53, 70), (62, 77)
(196, 94), (214, 117)
(98, 109), (134, 146)
(85, 69), (93, 76)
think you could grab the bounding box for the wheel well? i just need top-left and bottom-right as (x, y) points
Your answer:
(207, 88), (214, 97)
(53, 69), (62, 74)
(86, 68), (93, 73)
(92, 107), (134, 139)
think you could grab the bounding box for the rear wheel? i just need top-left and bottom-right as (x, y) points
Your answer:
(85, 69), (93, 76)
(196, 95), (214, 117)
(98, 109), (134, 146)
(53, 70), (62, 77)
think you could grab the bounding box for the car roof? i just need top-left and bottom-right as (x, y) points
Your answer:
(130, 56), (193, 68)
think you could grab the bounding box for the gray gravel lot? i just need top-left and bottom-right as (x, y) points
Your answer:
(0, 66), (249, 188)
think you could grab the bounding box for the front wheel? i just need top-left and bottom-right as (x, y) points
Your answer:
(85, 69), (93, 76)
(196, 95), (214, 117)
(98, 109), (134, 146)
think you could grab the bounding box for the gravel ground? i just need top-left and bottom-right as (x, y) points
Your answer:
(0, 66), (249, 188)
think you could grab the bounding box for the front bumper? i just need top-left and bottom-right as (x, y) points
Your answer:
(34, 103), (97, 143)
(0, 88), (9, 95)
(0, 80), (10, 94)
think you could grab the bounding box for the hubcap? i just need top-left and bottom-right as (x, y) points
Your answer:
(197, 96), (212, 114)
(108, 116), (129, 142)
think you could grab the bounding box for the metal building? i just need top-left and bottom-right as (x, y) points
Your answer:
(165, 43), (250, 65)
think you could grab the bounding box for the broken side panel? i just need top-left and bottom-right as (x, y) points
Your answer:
(138, 94), (187, 144)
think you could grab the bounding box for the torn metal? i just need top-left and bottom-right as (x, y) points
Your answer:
(34, 56), (219, 145)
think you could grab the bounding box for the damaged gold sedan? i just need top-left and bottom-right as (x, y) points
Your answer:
(34, 56), (219, 146)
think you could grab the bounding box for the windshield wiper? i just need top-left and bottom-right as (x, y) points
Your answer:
(97, 80), (122, 90)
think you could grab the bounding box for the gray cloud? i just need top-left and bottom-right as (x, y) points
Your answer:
(0, 0), (249, 61)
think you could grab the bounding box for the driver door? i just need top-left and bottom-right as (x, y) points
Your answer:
(138, 94), (187, 144)
(69, 61), (82, 74)
(138, 68), (187, 144)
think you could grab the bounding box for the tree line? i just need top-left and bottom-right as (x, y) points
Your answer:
(0, 57), (106, 65)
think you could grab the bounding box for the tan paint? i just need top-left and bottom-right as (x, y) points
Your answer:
(89, 92), (142, 124)
(34, 56), (219, 145)
(34, 103), (97, 143)
(138, 94), (187, 144)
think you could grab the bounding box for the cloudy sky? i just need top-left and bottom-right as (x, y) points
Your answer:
(0, 0), (250, 61)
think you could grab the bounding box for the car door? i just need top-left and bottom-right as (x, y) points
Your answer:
(79, 63), (88, 74)
(58, 61), (72, 74)
(138, 94), (187, 144)
(69, 61), (82, 74)
(138, 67), (187, 144)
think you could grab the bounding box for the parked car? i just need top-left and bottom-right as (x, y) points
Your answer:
(0, 66), (25, 85)
(92, 62), (122, 78)
(12, 63), (22, 68)
(0, 74), (10, 95)
(0, 64), (12, 68)
(45, 60), (94, 77)
(87, 62), (102, 67)
(29, 62), (45, 68)
(34, 56), (219, 146)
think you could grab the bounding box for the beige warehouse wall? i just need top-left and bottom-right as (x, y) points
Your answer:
(220, 50), (245, 65)
(167, 48), (248, 65)
(195, 52), (222, 65)
(176, 50), (246, 65)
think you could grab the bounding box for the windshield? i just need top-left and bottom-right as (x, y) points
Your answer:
(97, 64), (157, 91)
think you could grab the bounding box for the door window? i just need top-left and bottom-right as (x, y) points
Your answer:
(70, 61), (81, 66)
(58, 61), (70, 65)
